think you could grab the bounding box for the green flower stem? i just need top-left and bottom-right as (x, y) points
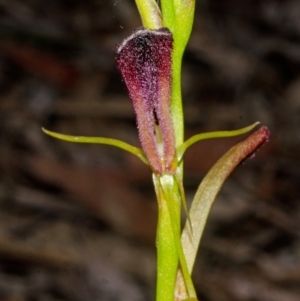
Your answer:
(159, 174), (197, 299)
(174, 0), (196, 53)
(161, 0), (175, 31)
(153, 174), (179, 301)
(163, 0), (195, 179)
(154, 173), (197, 301)
(171, 50), (185, 149)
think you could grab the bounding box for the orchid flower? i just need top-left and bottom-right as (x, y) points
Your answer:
(43, 1), (270, 301)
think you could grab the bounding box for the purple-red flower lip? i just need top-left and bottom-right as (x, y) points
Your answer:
(116, 27), (176, 174)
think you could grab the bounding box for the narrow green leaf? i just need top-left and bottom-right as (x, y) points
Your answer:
(42, 128), (148, 165)
(175, 126), (270, 300)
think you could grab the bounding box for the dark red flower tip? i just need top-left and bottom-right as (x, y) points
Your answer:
(116, 27), (176, 174)
(241, 126), (270, 162)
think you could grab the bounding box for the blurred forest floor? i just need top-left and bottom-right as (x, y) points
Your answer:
(0, 0), (300, 301)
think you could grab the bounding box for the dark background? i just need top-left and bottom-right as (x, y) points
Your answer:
(0, 0), (299, 300)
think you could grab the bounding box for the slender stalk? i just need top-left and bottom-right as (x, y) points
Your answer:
(160, 0), (175, 31)
(159, 174), (196, 299)
(154, 172), (197, 301)
(171, 50), (184, 149)
(153, 174), (179, 301)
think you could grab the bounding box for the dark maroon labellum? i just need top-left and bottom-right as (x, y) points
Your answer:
(116, 27), (176, 174)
